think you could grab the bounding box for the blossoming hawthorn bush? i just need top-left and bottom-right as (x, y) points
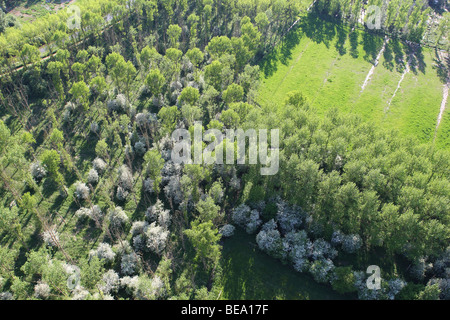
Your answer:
(219, 224), (235, 237)
(90, 243), (116, 262)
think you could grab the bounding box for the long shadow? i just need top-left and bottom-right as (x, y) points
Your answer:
(349, 30), (359, 59)
(432, 49), (449, 84)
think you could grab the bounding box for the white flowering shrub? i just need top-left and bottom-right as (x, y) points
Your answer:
(135, 112), (149, 127)
(158, 136), (174, 161)
(93, 157), (107, 173)
(232, 204), (262, 234)
(74, 182), (90, 200)
(143, 178), (154, 193)
(121, 253), (139, 276)
(116, 185), (129, 201)
(90, 121), (99, 134)
(144, 222), (169, 255)
(231, 204), (251, 226)
(133, 234), (145, 251)
(134, 141), (146, 156)
(256, 220), (284, 259)
(90, 242), (116, 262)
(0, 292), (14, 300)
(163, 175), (183, 205)
(331, 230), (345, 246)
(342, 234), (362, 254)
(158, 208), (171, 230)
(146, 200), (164, 222)
(309, 239), (338, 260)
(30, 161), (47, 181)
(107, 94), (127, 113)
(219, 224), (235, 238)
(229, 175), (241, 190)
(120, 276), (139, 296)
(284, 230), (312, 272)
(34, 282), (51, 299)
(428, 278), (450, 300)
(410, 257), (432, 280)
(353, 271), (387, 300)
(71, 285), (89, 300)
(433, 246), (450, 278)
(387, 278), (406, 300)
(42, 226), (59, 247)
(99, 270), (120, 294)
(118, 165), (134, 191)
(109, 206), (129, 229)
(90, 205), (103, 222)
(75, 207), (92, 219)
(135, 275), (166, 300)
(276, 200), (302, 234)
(131, 221), (148, 236)
(87, 168), (99, 185)
(309, 258), (335, 284)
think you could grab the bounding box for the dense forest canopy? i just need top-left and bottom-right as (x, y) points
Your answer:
(0, 0), (448, 300)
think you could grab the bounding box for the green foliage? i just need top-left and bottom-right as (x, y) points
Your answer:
(145, 68), (166, 96)
(179, 87), (200, 105)
(40, 149), (60, 176)
(184, 219), (221, 270)
(332, 266), (356, 294)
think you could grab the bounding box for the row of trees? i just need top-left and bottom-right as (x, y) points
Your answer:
(314, 0), (447, 46)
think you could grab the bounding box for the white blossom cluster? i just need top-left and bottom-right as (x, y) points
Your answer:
(76, 205), (103, 221)
(353, 271), (386, 300)
(30, 161), (47, 181)
(136, 275), (166, 300)
(387, 278), (407, 300)
(409, 257), (433, 280)
(89, 242), (116, 262)
(231, 204), (262, 234)
(0, 292), (13, 300)
(92, 157), (107, 173)
(34, 282), (51, 299)
(116, 165), (134, 201)
(146, 199), (171, 229)
(143, 178), (155, 194)
(256, 220), (283, 259)
(428, 278), (450, 300)
(107, 93), (128, 113)
(99, 270), (120, 294)
(42, 226), (59, 247)
(87, 168), (99, 185)
(219, 224), (235, 238)
(109, 206), (129, 229)
(309, 259), (335, 284)
(74, 181), (90, 200)
(121, 253), (139, 276)
(131, 221), (149, 236)
(134, 140), (147, 156)
(144, 222), (169, 255)
(332, 230), (362, 254)
(275, 200), (303, 234)
(71, 285), (90, 300)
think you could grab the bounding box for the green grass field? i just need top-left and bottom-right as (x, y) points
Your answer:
(220, 228), (352, 300)
(258, 13), (449, 148)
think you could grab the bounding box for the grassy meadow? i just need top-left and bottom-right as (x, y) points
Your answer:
(258, 13), (449, 148)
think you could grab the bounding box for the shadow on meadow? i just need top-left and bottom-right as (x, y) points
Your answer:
(259, 10), (427, 79)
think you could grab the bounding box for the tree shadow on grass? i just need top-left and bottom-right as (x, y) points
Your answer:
(362, 31), (384, 63)
(432, 49), (449, 84)
(221, 229), (349, 300)
(335, 25), (347, 56)
(259, 26), (303, 78)
(349, 30), (359, 59)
